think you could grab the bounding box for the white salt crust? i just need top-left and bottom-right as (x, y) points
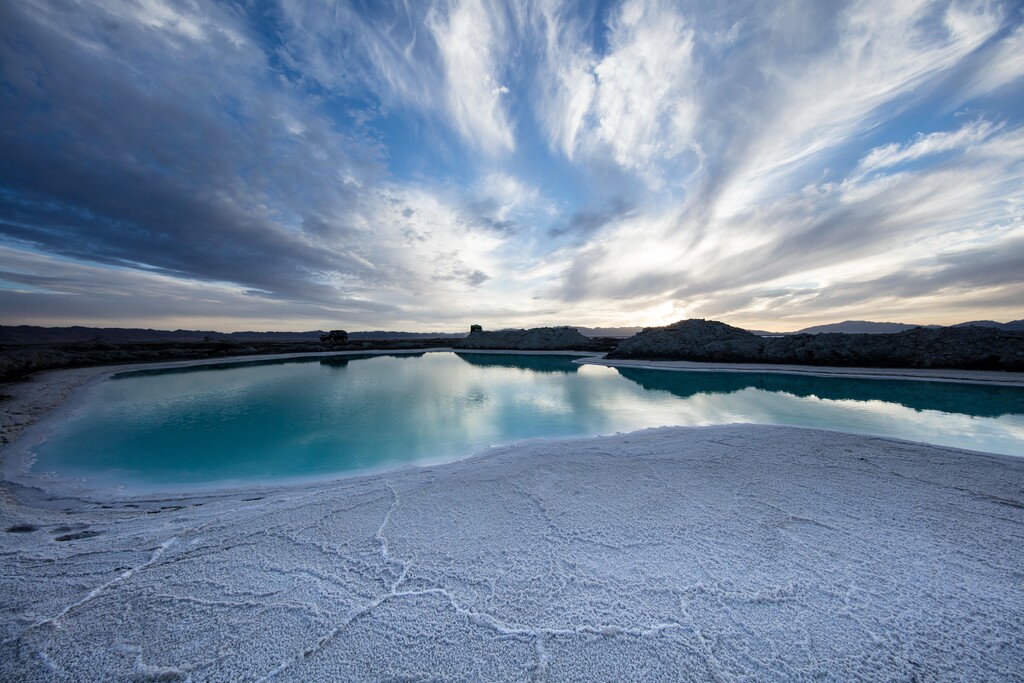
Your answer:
(1, 424), (1022, 681)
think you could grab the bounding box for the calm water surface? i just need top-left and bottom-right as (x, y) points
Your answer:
(33, 352), (1024, 487)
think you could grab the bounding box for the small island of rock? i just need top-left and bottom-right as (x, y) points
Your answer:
(454, 326), (601, 351)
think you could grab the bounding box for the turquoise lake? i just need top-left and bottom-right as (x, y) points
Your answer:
(32, 352), (1024, 487)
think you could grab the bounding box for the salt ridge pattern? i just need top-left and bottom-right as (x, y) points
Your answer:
(1, 425), (1023, 681)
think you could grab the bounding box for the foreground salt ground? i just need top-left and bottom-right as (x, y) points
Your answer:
(1, 426), (1022, 682)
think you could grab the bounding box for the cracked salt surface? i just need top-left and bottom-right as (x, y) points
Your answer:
(2, 424), (1023, 681)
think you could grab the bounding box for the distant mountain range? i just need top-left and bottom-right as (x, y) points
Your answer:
(951, 320), (1024, 331)
(1, 320), (1021, 344)
(575, 326), (645, 338)
(0, 324), (647, 344)
(0, 325), (469, 344)
(747, 319), (1024, 335)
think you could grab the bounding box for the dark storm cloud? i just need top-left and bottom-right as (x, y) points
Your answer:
(0, 2), (385, 305)
(0, 246), (398, 328)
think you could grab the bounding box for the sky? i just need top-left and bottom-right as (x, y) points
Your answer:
(0, 0), (1022, 333)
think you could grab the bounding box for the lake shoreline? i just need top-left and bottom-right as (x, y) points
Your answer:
(3, 349), (1024, 501)
(2, 352), (1023, 679)
(2, 422), (1023, 680)
(581, 356), (1024, 386)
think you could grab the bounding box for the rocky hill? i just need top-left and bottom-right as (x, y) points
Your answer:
(612, 320), (763, 361)
(454, 326), (602, 351)
(609, 319), (1024, 371)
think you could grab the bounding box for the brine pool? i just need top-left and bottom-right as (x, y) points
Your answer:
(27, 351), (1024, 488)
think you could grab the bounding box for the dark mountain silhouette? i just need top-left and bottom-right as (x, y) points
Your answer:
(953, 320), (1024, 331)
(0, 325), (466, 344)
(746, 319), (1021, 335)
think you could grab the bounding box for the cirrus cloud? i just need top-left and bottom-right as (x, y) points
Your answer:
(0, 0), (1021, 332)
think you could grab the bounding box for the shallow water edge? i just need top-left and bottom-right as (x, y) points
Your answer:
(3, 349), (1023, 501)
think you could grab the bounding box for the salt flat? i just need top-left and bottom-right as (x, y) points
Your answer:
(2, 422), (1022, 681)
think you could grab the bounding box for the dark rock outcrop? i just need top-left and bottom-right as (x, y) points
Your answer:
(613, 319), (766, 362)
(764, 326), (1024, 370)
(454, 326), (601, 351)
(608, 319), (1024, 371)
(319, 329), (349, 343)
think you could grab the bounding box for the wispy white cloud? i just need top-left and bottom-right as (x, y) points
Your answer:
(587, 0), (698, 178)
(713, 0), (1003, 218)
(690, 122), (1024, 326)
(964, 22), (1024, 98)
(276, 0), (438, 110)
(278, 0), (518, 154)
(532, 0), (698, 183)
(0, 245), (397, 330)
(551, 114), (1024, 327)
(426, 0), (516, 154)
(94, 0), (212, 43)
(853, 119), (996, 176)
(470, 172), (552, 222)
(531, 0), (597, 159)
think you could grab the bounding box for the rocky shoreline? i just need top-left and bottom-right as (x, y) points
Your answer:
(0, 338), (461, 384)
(3, 318), (1023, 384)
(454, 326), (609, 351)
(608, 319), (1024, 371)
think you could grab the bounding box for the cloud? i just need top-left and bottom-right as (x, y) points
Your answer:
(552, 117), (1024, 326)
(531, 0), (598, 160)
(465, 172), (548, 230)
(715, 233), (1024, 327)
(963, 22), (1024, 98)
(0, 0), (1022, 332)
(0, 245), (397, 330)
(544, 1), (1020, 324)
(708, 0), (1003, 218)
(0, 1), (527, 326)
(426, 0), (516, 154)
(853, 120), (996, 177)
(0, 1), (390, 303)
(550, 198), (634, 239)
(531, 0), (698, 182)
(588, 0), (698, 177)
